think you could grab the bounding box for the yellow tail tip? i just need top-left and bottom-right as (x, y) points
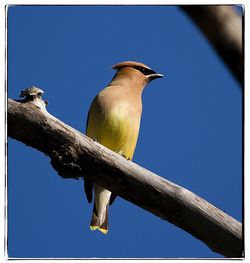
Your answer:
(90, 225), (98, 231)
(98, 227), (108, 234)
(90, 225), (108, 234)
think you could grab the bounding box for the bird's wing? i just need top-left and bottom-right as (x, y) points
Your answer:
(84, 178), (93, 203)
(109, 193), (117, 205)
(84, 110), (93, 203)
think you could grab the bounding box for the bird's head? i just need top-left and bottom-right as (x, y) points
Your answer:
(112, 61), (163, 87)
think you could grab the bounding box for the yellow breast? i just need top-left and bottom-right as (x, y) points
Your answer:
(87, 98), (141, 160)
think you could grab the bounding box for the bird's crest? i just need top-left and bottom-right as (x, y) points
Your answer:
(112, 61), (151, 70)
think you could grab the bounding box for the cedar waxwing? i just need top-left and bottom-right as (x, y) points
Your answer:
(84, 61), (163, 234)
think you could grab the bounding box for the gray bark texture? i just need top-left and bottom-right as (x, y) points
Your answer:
(181, 5), (243, 86)
(7, 97), (243, 257)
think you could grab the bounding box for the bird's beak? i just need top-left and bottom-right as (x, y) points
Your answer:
(147, 73), (164, 81)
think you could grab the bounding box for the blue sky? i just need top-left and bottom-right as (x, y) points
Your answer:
(7, 5), (242, 258)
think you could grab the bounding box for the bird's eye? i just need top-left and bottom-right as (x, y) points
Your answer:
(134, 66), (153, 75)
(134, 66), (156, 76)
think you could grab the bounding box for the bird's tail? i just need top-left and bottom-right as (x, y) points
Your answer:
(90, 184), (111, 234)
(90, 202), (109, 234)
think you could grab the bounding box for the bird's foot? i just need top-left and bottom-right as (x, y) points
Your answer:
(91, 137), (99, 142)
(121, 154), (131, 161)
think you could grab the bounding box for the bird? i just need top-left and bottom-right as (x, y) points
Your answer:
(84, 61), (163, 234)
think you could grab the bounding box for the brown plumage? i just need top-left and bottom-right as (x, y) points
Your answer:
(85, 61), (163, 234)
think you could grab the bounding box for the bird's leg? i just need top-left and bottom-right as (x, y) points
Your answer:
(91, 137), (99, 142)
(121, 153), (131, 161)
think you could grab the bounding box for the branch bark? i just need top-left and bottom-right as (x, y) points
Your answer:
(7, 97), (243, 257)
(181, 5), (243, 86)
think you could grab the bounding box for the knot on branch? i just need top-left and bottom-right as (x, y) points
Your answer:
(50, 150), (83, 180)
(17, 86), (48, 109)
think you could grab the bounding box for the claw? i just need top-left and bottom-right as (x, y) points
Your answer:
(121, 154), (130, 161)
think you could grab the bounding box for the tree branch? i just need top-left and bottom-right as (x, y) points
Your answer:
(7, 92), (243, 257)
(181, 5), (243, 86)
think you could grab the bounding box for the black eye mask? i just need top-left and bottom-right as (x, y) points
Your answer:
(133, 66), (156, 76)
